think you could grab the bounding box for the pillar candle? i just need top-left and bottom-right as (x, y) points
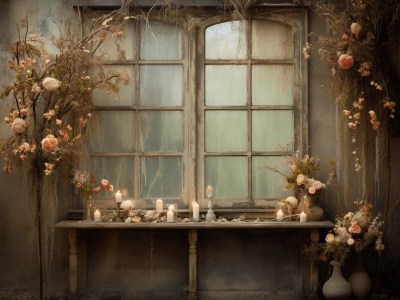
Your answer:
(115, 190), (122, 203)
(94, 209), (101, 222)
(277, 209), (284, 222)
(167, 205), (175, 223)
(300, 211), (307, 223)
(155, 198), (164, 213)
(192, 201), (199, 221)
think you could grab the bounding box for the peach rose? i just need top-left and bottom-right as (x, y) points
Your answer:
(350, 22), (362, 37)
(41, 134), (59, 153)
(348, 221), (362, 234)
(308, 186), (317, 195)
(338, 54), (354, 70)
(296, 174), (307, 185)
(325, 233), (335, 243)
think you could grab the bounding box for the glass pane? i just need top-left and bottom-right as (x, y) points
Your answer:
(97, 23), (135, 60)
(92, 65), (135, 107)
(252, 110), (294, 152)
(205, 65), (246, 106)
(140, 157), (182, 199)
(140, 111), (182, 152)
(252, 65), (293, 105)
(205, 21), (247, 60)
(140, 65), (182, 106)
(140, 21), (182, 60)
(91, 157), (135, 199)
(253, 156), (285, 199)
(205, 111), (247, 152)
(89, 111), (135, 153)
(205, 156), (247, 199)
(252, 19), (293, 59)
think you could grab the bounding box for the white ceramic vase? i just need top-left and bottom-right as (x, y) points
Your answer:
(322, 261), (352, 299)
(349, 255), (371, 298)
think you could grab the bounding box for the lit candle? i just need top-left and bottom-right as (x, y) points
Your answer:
(155, 198), (164, 213)
(192, 201), (199, 221)
(300, 211), (307, 223)
(277, 209), (284, 222)
(115, 190), (122, 203)
(167, 205), (175, 223)
(206, 185), (213, 198)
(94, 209), (101, 222)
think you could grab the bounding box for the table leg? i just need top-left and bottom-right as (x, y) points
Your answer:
(309, 229), (320, 299)
(68, 229), (78, 296)
(188, 229), (198, 300)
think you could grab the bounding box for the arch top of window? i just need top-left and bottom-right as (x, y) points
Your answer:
(205, 19), (294, 60)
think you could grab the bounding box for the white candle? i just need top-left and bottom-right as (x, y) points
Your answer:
(155, 198), (164, 213)
(277, 209), (284, 222)
(300, 211), (307, 223)
(167, 206), (175, 223)
(115, 190), (122, 203)
(94, 209), (101, 222)
(206, 185), (213, 198)
(192, 201), (199, 221)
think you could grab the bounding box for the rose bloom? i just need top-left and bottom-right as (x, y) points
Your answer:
(42, 77), (61, 91)
(100, 179), (109, 187)
(296, 174), (307, 185)
(348, 221), (362, 234)
(19, 142), (31, 152)
(11, 118), (28, 134)
(313, 180), (323, 190)
(107, 184), (114, 192)
(285, 196), (298, 207)
(41, 134), (59, 153)
(325, 233), (335, 243)
(347, 238), (355, 245)
(308, 186), (317, 195)
(350, 22), (362, 37)
(56, 119), (63, 126)
(338, 54), (354, 70)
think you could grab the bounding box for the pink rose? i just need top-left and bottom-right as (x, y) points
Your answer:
(107, 184), (114, 192)
(100, 179), (109, 187)
(338, 54), (354, 70)
(313, 180), (323, 190)
(308, 186), (317, 195)
(41, 134), (59, 153)
(348, 221), (362, 234)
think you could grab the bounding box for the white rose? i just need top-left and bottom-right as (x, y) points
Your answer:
(325, 233), (335, 243)
(296, 174), (307, 185)
(285, 196), (298, 207)
(347, 238), (355, 245)
(11, 118), (28, 134)
(42, 77), (61, 91)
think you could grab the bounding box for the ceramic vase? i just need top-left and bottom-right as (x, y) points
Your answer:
(349, 254), (371, 298)
(308, 205), (324, 221)
(322, 260), (352, 299)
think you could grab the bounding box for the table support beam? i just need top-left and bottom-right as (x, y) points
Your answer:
(68, 229), (78, 296)
(188, 229), (198, 300)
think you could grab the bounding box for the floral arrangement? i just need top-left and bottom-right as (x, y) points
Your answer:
(320, 201), (384, 264)
(1, 14), (129, 177)
(304, 0), (399, 172)
(72, 169), (113, 199)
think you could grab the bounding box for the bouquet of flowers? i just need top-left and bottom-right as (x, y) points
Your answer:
(72, 169), (113, 199)
(320, 201), (384, 264)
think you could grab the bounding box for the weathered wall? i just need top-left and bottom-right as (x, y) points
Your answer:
(1, 0), (398, 299)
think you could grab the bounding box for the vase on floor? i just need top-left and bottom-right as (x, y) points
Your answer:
(349, 254), (371, 298)
(322, 260), (352, 299)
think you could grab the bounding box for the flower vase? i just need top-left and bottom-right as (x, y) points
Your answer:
(322, 261), (352, 299)
(349, 254), (371, 298)
(85, 196), (92, 221)
(307, 195), (324, 221)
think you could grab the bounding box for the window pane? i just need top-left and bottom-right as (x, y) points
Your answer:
(91, 157), (135, 199)
(253, 156), (285, 199)
(89, 111), (135, 153)
(140, 21), (182, 60)
(140, 157), (182, 199)
(252, 65), (293, 105)
(205, 65), (246, 106)
(252, 110), (294, 152)
(205, 111), (247, 152)
(140, 111), (182, 152)
(97, 23), (135, 60)
(92, 65), (135, 107)
(205, 21), (247, 60)
(140, 65), (182, 106)
(205, 156), (247, 199)
(252, 20), (293, 59)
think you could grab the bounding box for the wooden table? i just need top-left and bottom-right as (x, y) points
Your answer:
(55, 220), (333, 299)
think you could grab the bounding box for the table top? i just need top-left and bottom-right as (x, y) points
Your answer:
(55, 220), (334, 230)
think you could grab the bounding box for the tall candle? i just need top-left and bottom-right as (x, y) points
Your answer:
(167, 205), (175, 223)
(300, 211), (307, 223)
(192, 201), (199, 221)
(155, 198), (164, 213)
(94, 209), (101, 222)
(277, 209), (284, 222)
(206, 185), (213, 198)
(115, 190), (122, 203)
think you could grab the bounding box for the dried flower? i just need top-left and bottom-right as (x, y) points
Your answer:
(11, 118), (28, 134)
(42, 77), (61, 91)
(41, 134), (59, 153)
